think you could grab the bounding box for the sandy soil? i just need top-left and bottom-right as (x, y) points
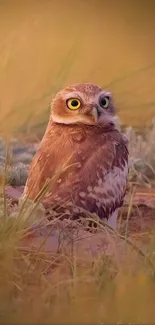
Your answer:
(3, 183), (155, 261)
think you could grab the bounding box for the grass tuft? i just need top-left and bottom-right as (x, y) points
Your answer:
(0, 128), (155, 324)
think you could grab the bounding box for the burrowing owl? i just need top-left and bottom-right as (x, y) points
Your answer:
(23, 83), (129, 228)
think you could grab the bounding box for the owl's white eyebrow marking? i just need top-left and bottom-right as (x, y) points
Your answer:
(99, 91), (112, 98)
(62, 92), (82, 100)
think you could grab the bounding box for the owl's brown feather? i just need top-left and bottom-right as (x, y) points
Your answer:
(24, 120), (128, 220)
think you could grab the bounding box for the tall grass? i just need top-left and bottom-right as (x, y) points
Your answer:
(0, 192), (155, 324)
(0, 1), (155, 323)
(0, 124), (155, 323)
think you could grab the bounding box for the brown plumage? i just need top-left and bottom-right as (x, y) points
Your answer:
(23, 83), (129, 228)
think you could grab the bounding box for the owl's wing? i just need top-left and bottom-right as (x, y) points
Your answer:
(72, 139), (129, 219)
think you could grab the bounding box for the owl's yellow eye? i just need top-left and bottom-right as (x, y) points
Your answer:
(99, 96), (109, 109)
(66, 98), (81, 110)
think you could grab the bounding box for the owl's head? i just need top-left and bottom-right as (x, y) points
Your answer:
(50, 83), (119, 127)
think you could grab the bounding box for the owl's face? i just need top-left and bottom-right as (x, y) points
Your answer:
(51, 83), (117, 126)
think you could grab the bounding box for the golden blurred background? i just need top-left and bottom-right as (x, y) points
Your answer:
(0, 0), (155, 136)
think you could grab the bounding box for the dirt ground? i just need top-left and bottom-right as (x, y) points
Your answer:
(4, 183), (155, 260)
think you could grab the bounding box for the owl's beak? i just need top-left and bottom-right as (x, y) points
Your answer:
(91, 106), (101, 122)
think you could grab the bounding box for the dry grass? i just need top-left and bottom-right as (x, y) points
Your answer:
(127, 119), (155, 188)
(0, 193), (155, 325)
(0, 1), (155, 323)
(0, 124), (155, 324)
